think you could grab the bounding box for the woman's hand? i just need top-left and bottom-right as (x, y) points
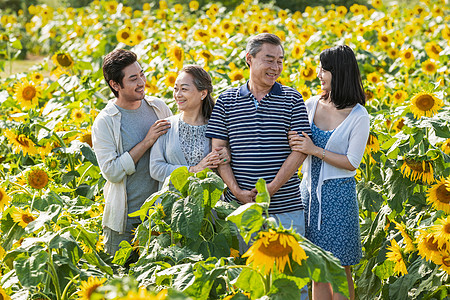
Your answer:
(213, 146), (230, 165)
(288, 131), (319, 156)
(189, 152), (221, 173)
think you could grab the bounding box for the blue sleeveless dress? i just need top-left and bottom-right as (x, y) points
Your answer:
(300, 122), (362, 266)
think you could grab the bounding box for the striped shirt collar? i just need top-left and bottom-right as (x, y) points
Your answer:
(238, 81), (283, 97)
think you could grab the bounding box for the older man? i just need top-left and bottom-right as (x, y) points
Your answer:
(206, 32), (311, 298)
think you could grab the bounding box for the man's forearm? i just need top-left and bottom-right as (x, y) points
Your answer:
(217, 163), (241, 195)
(268, 151), (307, 195)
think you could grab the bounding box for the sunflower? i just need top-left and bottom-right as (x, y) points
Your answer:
(393, 221), (415, 252)
(12, 207), (35, 228)
(427, 177), (450, 214)
(291, 43), (304, 59)
(164, 71), (178, 87)
(300, 64), (316, 81)
(400, 48), (414, 67)
(410, 92), (443, 118)
(441, 139), (450, 155)
(392, 118), (405, 132)
(27, 168), (49, 190)
(96, 235), (104, 252)
(194, 29), (210, 44)
(297, 86), (311, 100)
(400, 157), (434, 184)
(104, 0), (118, 14)
(52, 52), (74, 69)
(146, 77), (159, 94)
(78, 131), (92, 147)
(221, 20), (234, 34)
(45, 156), (60, 171)
(77, 277), (107, 300)
(242, 228), (308, 275)
(0, 287), (11, 300)
(198, 50), (213, 63)
(167, 45), (184, 69)
(417, 231), (442, 264)
(0, 245), (5, 260)
(387, 48), (399, 60)
(229, 69), (245, 82)
(438, 254), (450, 274)
(366, 134), (380, 153)
(366, 72), (379, 85)
(378, 32), (391, 47)
(425, 42), (442, 60)
(298, 31), (311, 44)
(4, 129), (38, 156)
(386, 239), (407, 276)
(71, 108), (85, 123)
(79, 241), (93, 254)
(0, 187), (11, 212)
(14, 79), (41, 108)
(421, 59), (438, 76)
(431, 216), (450, 249)
(116, 28), (132, 44)
(133, 30), (145, 45)
(391, 90), (407, 104)
(442, 26), (450, 41)
(30, 72), (44, 84)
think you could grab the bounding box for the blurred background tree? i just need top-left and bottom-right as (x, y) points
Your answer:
(0, 0), (369, 13)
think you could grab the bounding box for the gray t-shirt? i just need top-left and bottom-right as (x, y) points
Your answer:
(115, 100), (159, 219)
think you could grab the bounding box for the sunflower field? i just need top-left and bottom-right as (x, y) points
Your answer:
(0, 0), (449, 299)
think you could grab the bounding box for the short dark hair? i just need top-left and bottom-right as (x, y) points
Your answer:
(319, 45), (366, 109)
(246, 33), (284, 58)
(102, 49), (137, 97)
(181, 65), (215, 120)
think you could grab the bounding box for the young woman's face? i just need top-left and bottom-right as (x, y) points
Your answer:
(317, 65), (332, 92)
(173, 72), (206, 112)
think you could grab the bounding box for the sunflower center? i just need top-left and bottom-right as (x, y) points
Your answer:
(174, 49), (182, 61)
(260, 239), (292, 257)
(395, 92), (402, 99)
(57, 54), (73, 67)
(426, 236), (439, 251)
(22, 214), (35, 224)
(405, 159), (431, 172)
(121, 31), (130, 39)
(303, 68), (313, 77)
(17, 135), (31, 147)
(404, 52), (411, 59)
(426, 63), (435, 72)
(381, 36), (388, 42)
(22, 86), (37, 101)
(233, 73), (244, 81)
(442, 256), (450, 267)
(437, 184), (450, 204)
(415, 95), (435, 111)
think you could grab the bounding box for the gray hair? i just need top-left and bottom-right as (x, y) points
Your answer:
(245, 33), (284, 57)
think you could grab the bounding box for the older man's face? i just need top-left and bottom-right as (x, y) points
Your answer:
(246, 43), (284, 90)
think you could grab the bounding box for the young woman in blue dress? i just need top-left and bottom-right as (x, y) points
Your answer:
(289, 45), (370, 300)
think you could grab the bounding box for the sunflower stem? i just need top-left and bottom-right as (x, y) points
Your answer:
(8, 181), (33, 196)
(61, 274), (79, 300)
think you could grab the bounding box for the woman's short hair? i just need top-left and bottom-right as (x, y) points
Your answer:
(181, 65), (214, 120)
(103, 49), (137, 98)
(319, 45), (366, 109)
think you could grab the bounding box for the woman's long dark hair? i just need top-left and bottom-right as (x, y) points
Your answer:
(319, 45), (366, 109)
(181, 65), (215, 120)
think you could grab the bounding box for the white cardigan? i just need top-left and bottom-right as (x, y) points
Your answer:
(301, 96), (370, 230)
(149, 114), (211, 187)
(92, 96), (172, 233)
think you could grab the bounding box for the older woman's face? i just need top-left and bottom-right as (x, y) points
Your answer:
(173, 72), (205, 112)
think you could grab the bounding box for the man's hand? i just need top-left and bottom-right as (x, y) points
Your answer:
(251, 181), (276, 197)
(145, 119), (171, 147)
(235, 189), (257, 204)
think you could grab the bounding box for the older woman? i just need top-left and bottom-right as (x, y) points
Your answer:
(150, 65), (228, 186)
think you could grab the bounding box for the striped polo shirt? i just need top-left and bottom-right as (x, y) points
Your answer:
(205, 81), (311, 214)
